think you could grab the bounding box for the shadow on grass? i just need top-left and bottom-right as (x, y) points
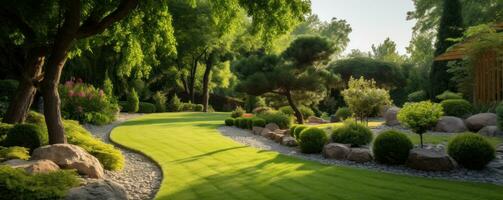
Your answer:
(119, 112), (228, 127)
(171, 146), (248, 164)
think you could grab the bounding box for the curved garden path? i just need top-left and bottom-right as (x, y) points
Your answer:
(110, 112), (503, 200)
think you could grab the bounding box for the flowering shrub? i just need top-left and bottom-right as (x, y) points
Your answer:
(60, 78), (119, 125)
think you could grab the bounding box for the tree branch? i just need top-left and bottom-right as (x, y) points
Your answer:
(0, 7), (36, 41)
(77, 0), (138, 39)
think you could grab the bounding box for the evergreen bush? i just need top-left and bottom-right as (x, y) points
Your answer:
(331, 120), (373, 147)
(373, 130), (413, 165)
(298, 127), (328, 153)
(448, 133), (495, 170)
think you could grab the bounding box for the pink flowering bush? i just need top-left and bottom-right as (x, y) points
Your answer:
(60, 78), (119, 125)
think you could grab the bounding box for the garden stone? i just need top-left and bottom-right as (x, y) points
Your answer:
(347, 148), (372, 163)
(465, 113), (497, 132)
(478, 126), (503, 137)
(260, 128), (273, 138)
(32, 144), (104, 178)
(434, 116), (467, 133)
(406, 148), (456, 171)
(384, 107), (400, 126)
(281, 136), (298, 146)
(308, 116), (325, 124)
(272, 132), (284, 142)
(2, 159), (60, 174)
(252, 126), (264, 135)
(322, 143), (350, 160)
(265, 123), (279, 131)
(65, 179), (128, 200)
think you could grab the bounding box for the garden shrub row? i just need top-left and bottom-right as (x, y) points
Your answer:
(0, 165), (80, 200)
(331, 120), (372, 147)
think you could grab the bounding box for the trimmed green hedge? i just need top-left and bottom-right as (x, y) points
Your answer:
(139, 102), (156, 113)
(224, 118), (234, 126)
(252, 118), (266, 127)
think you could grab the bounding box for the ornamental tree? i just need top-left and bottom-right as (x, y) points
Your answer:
(234, 36), (339, 124)
(397, 101), (444, 148)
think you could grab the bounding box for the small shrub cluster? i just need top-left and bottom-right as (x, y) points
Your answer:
(293, 125), (308, 139)
(60, 79), (119, 124)
(341, 77), (392, 122)
(448, 133), (495, 170)
(224, 118), (235, 126)
(257, 111), (292, 129)
(397, 101), (443, 147)
(4, 124), (47, 151)
(235, 117), (253, 129)
(139, 102), (156, 113)
(252, 118), (266, 127)
(373, 130), (413, 165)
(440, 99), (472, 118)
(0, 146), (30, 161)
(331, 120), (373, 147)
(0, 165), (80, 200)
(167, 94), (182, 112)
(334, 107), (352, 121)
(153, 91), (167, 112)
(231, 107), (245, 118)
(407, 90), (427, 102)
(126, 88), (140, 113)
(180, 102), (203, 112)
(298, 127), (328, 154)
(436, 90), (463, 101)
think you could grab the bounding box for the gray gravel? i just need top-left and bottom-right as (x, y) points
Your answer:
(84, 113), (162, 200)
(218, 126), (503, 185)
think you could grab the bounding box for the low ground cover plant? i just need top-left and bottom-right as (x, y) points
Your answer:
(0, 146), (30, 161)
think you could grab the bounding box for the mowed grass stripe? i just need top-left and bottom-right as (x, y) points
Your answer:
(110, 112), (503, 200)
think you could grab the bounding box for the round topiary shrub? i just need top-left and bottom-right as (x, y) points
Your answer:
(334, 107), (352, 121)
(373, 130), (413, 165)
(298, 127), (328, 153)
(4, 124), (48, 151)
(293, 125), (308, 139)
(289, 125), (298, 136)
(231, 107), (245, 118)
(447, 133), (495, 170)
(224, 118), (234, 126)
(331, 121), (373, 147)
(440, 99), (472, 118)
(252, 118), (266, 127)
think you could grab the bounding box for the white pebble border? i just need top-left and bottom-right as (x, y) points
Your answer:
(218, 126), (503, 185)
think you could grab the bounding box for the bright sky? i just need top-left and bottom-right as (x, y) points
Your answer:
(311, 0), (416, 55)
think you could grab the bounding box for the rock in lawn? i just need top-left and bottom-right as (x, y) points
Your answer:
(434, 116), (467, 133)
(32, 144), (104, 178)
(281, 136), (298, 147)
(65, 179), (128, 200)
(406, 148), (456, 171)
(252, 126), (264, 135)
(322, 143), (350, 160)
(478, 126), (503, 137)
(384, 107), (400, 126)
(465, 113), (497, 132)
(2, 159), (60, 174)
(308, 116), (325, 124)
(265, 123), (280, 131)
(347, 148), (372, 163)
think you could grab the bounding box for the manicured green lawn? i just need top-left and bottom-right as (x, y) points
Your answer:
(110, 112), (503, 200)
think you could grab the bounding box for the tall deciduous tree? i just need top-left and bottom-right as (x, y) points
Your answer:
(429, 0), (464, 97)
(234, 36), (338, 124)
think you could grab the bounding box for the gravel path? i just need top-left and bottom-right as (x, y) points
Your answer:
(218, 126), (503, 185)
(84, 113), (162, 200)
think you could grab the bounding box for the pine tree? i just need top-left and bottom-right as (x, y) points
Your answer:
(430, 0), (464, 98)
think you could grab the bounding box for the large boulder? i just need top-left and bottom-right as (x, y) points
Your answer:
(2, 159), (60, 174)
(465, 113), (497, 132)
(322, 143), (350, 160)
(252, 126), (264, 135)
(281, 136), (298, 147)
(406, 148), (456, 171)
(307, 116), (325, 124)
(347, 148), (372, 163)
(32, 144), (104, 178)
(384, 107), (400, 126)
(478, 126), (503, 137)
(434, 116), (467, 133)
(265, 123), (279, 131)
(65, 179), (128, 200)
(260, 128), (273, 138)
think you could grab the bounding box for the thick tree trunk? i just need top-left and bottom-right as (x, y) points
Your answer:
(202, 55), (213, 112)
(3, 48), (45, 124)
(285, 91), (303, 124)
